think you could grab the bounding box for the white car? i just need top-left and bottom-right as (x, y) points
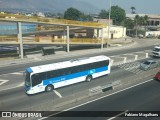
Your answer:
(152, 46), (160, 57)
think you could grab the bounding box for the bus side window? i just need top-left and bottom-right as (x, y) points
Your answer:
(73, 65), (80, 73)
(59, 69), (65, 76)
(47, 70), (60, 79)
(48, 71), (55, 79)
(67, 67), (73, 74)
(32, 73), (45, 87)
(92, 62), (98, 69)
(78, 64), (85, 71)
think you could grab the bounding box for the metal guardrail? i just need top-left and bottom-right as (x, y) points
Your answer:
(0, 36), (106, 44)
(0, 36), (18, 42)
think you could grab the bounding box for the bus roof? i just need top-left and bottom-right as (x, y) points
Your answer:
(155, 46), (160, 49)
(26, 55), (110, 74)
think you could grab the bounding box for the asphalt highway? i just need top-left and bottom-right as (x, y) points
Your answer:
(0, 38), (160, 120)
(0, 66), (133, 111)
(46, 79), (160, 120)
(0, 45), (153, 75)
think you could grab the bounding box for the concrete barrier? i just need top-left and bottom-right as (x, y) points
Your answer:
(42, 46), (56, 56)
(101, 84), (113, 92)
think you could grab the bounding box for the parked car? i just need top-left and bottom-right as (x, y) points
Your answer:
(146, 34), (153, 38)
(154, 71), (160, 80)
(140, 60), (158, 70)
(138, 34), (144, 38)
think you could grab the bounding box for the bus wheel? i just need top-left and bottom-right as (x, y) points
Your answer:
(45, 85), (54, 92)
(86, 75), (92, 82)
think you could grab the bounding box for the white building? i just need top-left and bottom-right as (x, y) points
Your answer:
(93, 18), (126, 39)
(94, 26), (126, 39)
(37, 12), (45, 17)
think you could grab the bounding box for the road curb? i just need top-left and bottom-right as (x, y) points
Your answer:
(0, 40), (135, 67)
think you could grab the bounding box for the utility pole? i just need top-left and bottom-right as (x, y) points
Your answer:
(107, 0), (111, 48)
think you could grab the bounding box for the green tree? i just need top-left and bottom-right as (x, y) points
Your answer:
(79, 13), (93, 21)
(134, 14), (140, 37)
(110, 6), (126, 25)
(130, 6), (136, 14)
(143, 15), (149, 25)
(123, 18), (134, 29)
(99, 6), (126, 25)
(134, 15), (149, 36)
(64, 7), (82, 20)
(143, 15), (149, 32)
(99, 9), (109, 19)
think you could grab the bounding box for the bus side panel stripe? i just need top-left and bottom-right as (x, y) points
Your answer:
(43, 66), (108, 85)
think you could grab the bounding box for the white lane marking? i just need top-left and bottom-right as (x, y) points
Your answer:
(0, 79), (9, 85)
(135, 55), (138, 60)
(107, 110), (128, 120)
(125, 65), (139, 70)
(17, 82), (24, 87)
(39, 79), (153, 120)
(123, 57), (127, 63)
(110, 59), (114, 66)
(0, 71), (24, 76)
(134, 51), (147, 53)
(0, 86), (21, 92)
(10, 72), (23, 75)
(54, 90), (62, 98)
(123, 54), (135, 56)
(146, 53), (149, 58)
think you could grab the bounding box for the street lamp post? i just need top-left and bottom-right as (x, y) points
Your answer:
(107, 0), (111, 48)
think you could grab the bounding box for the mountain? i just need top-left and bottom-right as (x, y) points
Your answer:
(0, 0), (100, 13)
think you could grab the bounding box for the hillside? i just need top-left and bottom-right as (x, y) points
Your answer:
(0, 0), (100, 13)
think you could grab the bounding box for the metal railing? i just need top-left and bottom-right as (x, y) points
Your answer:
(0, 36), (18, 42)
(0, 36), (107, 44)
(0, 13), (105, 28)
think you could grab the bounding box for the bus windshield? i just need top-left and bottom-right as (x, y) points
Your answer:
(25, 71), (31, 87)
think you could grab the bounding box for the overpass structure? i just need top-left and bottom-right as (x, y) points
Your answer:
(0, 13), (106, 59)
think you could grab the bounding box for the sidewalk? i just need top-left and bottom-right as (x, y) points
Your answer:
(0, 38), (135, 67)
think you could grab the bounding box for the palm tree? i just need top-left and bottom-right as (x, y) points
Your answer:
(143, 15), (149, 34)
(134, 15), (140, 37)
(139, 16), (145, 26)
(131, 6), (136, 14)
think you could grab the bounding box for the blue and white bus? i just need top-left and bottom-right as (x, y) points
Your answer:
(24, 55), (110, 94)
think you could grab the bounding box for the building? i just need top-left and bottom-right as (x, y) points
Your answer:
(126, 14), (160, 26)
(126, 14), (160, 37)
(93, 18), (126, 39)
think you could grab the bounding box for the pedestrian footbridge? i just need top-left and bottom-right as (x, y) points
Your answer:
(0, 13), (105, 28)
(0, 13), (107, 59)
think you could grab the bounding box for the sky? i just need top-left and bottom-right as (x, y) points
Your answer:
(78, 0), (160, 14)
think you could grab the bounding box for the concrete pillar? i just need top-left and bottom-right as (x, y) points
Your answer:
(17, 22), (24, 59)
(66, 26), (70, 52)
(101, 28), (104, 49)
(97, 29), (100, 39)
